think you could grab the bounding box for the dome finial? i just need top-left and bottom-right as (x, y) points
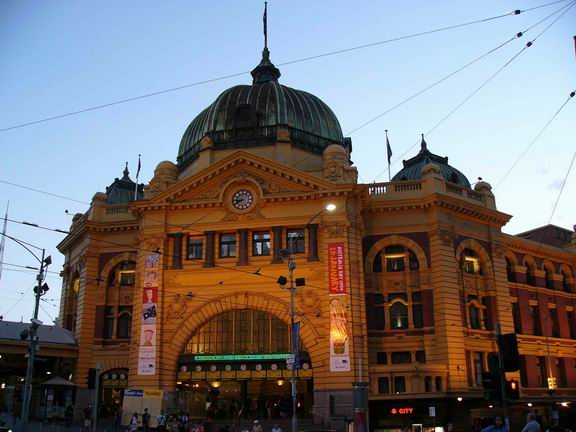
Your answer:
(251, 2), (281, 84)
(420, 134), (428, 152)
(123, 162), (130, 179)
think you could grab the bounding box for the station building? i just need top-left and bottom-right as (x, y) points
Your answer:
(56, 45), (576, 430)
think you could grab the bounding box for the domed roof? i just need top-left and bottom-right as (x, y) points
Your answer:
(392, 136), (471, 187)
(177, 48), (349, 168)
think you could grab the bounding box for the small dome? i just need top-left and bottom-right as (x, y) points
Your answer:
(177, 48), (349, 169)
(392, 136), (471, 187)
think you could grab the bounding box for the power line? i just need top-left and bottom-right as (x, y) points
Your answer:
(0, 1), (567, 134)
(370, 1), (576, 183)
(494, 91), (575, 189)
(1, 261), (61, 275)
(0, 180), (90, 205)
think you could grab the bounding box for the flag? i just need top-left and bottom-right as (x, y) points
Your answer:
(136, 154), (141, 178)
(386, 130), (392, 164)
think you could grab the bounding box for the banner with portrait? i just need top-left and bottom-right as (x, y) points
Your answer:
(138, 253), (160, 375)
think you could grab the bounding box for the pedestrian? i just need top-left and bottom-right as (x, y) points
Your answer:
(252, 420), (262, 432)
(130, 412), (139, 432)
(157, 409), (167, 432)
(271, 424), (283, 432)
(142, 407), (151, 432)
(65, 404), (74, 428)
(521, 413), (541, 432)
(83, 404), (93, 432)
(114, 405), (122, 430)
(481, 416), (508, 432)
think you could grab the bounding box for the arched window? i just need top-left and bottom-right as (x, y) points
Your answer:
(373, 251), (382, 273)
(389, 299), (409, 329)
(561, 270), (571, 292)
(384, 245), (419, 272)
(461, 249), (482, 275)
(108, 261), (136, 287)
(505, 257), (516, 282)
(544, 267), (555, 289)
(525, 262), (536, 286)
(117, 307), (132, 339)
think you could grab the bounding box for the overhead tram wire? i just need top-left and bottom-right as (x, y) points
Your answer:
(495, 90), (575, 189)
(346, 0), (576, 138)
(0, 0), (569, 134)
(370, 0), (576, 183)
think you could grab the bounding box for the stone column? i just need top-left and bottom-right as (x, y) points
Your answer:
(271, 226), (283, 264)
(170, 233), (183, 269)
(237, 229), (249, 266)
(307, 223), (319, 262)
(204, 231), (215, 268)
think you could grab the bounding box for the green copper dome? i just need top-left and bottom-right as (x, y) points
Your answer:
(392, 136), (471, 187)
(177, 48), (349, 168)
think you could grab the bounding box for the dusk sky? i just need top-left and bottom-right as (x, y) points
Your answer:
(1, 0), (574, 323)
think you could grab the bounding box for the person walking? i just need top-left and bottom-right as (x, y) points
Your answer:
(65, 404), (74, 428)
(252, 420), (262, 432)
(142, 408), (151, 432)
(157, 409), (167, 432)
(271, 424), (283, 432)
(130, 412), (139, 432)
(481, 416), (508, 432)
(521, 413), (541, 432)
(83, 404), (93, 432)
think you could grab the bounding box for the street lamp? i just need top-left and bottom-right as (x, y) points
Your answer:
(0, 232), (51, 432)
(278, 203), (336, 432)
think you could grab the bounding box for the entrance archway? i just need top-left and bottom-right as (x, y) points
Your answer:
(175, 307), (315, 420)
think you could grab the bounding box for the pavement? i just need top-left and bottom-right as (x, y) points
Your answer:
(6, 419), (122, 432)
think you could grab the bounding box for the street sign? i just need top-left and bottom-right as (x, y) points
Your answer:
(548, 377), (557, 390)
(429, 407), (436, 417)
(286, 354), (295, 365)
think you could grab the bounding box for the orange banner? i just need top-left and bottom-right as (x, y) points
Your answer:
(328, 242), (347, 295)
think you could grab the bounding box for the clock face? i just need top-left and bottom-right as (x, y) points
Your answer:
(232, 189), (254, 210)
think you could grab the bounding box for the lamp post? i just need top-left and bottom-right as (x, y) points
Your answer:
(279, 203), (336, 432)
(0, 233), (51, 432)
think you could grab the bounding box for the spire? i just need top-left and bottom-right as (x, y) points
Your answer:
(251, 2), (281, 84)
(122, 162), (130, 180)
(419, 134), (428, 153)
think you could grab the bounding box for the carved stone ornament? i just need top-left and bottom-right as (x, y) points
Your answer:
(297, 290), (321, 316)
(438, 229), (455, 247)
(254, 176), (290, 194)
(167, 294), (190, 319)
(324, 222), (347, 238)
(276, 127), (291, 142)
(324, 161), (344, 182)
(141, 234), (164, 252)
(493, 243), (505, 259)
(200, 135), (213, 150)
(147, 160), (178, 198)
(197, 188), (221, 200)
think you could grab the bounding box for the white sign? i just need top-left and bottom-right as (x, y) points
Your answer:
(429, 407), (436, 417)
(286, 354), (295, 365)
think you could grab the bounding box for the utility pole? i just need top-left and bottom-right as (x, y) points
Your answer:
(496, 323), (510, 430)
(288, 252), (298, 432)
(20, 248), (51, 432)
(93, 362), (101, 432)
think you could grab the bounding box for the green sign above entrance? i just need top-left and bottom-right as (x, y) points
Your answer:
(192, 354), (291, 362)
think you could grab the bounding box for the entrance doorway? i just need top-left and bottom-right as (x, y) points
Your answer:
(99, 369), (128, 419)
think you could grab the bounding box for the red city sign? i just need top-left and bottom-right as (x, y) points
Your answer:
(390, 407), (414, 415)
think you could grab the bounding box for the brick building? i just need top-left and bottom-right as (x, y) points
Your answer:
(56, 45), (576, 430)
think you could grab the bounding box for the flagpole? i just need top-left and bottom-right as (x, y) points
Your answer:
(0, 201), (9, 286)
(264, 2), (268, 50)
(134, 154), (141, 200)
(385, 130), (391, 182)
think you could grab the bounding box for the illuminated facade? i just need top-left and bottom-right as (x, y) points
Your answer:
(57, 46), (576, 430)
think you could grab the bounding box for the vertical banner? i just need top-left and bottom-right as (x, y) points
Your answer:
(138, 253), (160, 375)
(327, 242), (350, 372)
(328, 242), (347, 295)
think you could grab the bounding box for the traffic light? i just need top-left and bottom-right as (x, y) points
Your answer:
(498, 333), (520, 372)
(87, 368), (96, 389)
(507, 379), (520, 399)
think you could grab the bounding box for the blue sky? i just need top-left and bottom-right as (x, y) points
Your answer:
(0, 0), (574, 323)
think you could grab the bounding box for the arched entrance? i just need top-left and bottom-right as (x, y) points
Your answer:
(176, 309), (313, 419)
(98, 368), (129, 418)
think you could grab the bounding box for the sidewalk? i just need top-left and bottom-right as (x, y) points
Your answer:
(14, 419), (120, 432)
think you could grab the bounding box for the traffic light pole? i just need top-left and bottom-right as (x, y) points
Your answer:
(19, 248), (46, 432)
(496, 323), (510, 430)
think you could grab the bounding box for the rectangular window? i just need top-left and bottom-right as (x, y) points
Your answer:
(424, 376), (432, 392)
(104, 306), (114, 339)
(391, 351), (412, 364)
(550, 307), (560, 338)
(219, 233), (237, 258)
(512, 302), (522, 334)
(531, 306), (542, 336)
(415, 350), (426, 363)
(119, 272), (135, 286)
(375, 307), (385, 330)
(473, 352), (484, 387)
(393, 376), (406, 393)
(557, 358), (567, 388)
(435, 376), (443, 392)
(376, 352), (387, 365)
(536, 356), (547, 387)
(386, 256), (405, 272)
(287, 229), (305, 253)
(187, 238), (203, 259)
(252, 232), (271, 256)
(413, 304), (424, 328)
(378, 377), (390, 394)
